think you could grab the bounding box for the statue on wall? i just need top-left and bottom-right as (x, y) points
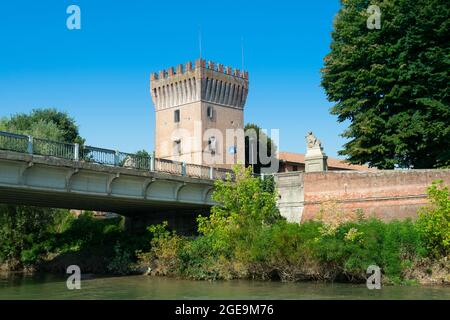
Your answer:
(305, 131), (327, 172)
(306, 131), (322, 149)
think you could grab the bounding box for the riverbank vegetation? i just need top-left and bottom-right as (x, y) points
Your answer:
(137, 166), (449, 285)
(0, 207), (151, 274)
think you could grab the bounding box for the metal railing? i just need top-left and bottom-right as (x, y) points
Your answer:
(0, 130), (233, 180)
(0, 131), (29, 153)
(82, 146), (116, 166)
(33, 137), (77, 160)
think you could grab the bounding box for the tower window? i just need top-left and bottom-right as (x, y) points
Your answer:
(207, 106), (214, 119)
(174, 109), (180, 123)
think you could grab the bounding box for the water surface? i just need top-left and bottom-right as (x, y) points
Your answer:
(0, 273), (448, 300)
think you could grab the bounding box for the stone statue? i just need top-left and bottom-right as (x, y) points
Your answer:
(123, 156), (136, 168)
(305, 131), (327, 172)
(306, 131), (322, 149)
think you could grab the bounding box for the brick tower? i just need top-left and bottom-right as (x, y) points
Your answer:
(150, 59), (249, 168)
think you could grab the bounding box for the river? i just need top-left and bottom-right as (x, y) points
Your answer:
(0, 273), (449, 300)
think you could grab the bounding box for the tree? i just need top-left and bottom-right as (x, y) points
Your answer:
(244, 123), (278, 174)
(197, 165), (281, 256)
(321, 0), (450, 169)
(0, 108), (84, 144)
(0, 108), (84, 269)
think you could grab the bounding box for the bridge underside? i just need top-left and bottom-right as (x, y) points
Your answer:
(0, 186), (211, 216)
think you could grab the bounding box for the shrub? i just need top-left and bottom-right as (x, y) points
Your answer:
(0, 205), (73, 268)
(245, 220), (323, 281)
(416, 180), (450, 257)
(107, 243), (133, 275)
(381, 219), (424, 279)
(145, 222), (187, 276)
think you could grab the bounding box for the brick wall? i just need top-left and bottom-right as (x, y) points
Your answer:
(275, 169), (450, 223)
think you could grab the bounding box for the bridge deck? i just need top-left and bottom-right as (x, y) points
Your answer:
(0, 150), (217, 215)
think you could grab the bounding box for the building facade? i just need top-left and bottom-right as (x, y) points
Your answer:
(150, 59), (249, 169)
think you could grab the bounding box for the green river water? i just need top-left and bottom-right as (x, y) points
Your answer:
(0, 273), (449, 299)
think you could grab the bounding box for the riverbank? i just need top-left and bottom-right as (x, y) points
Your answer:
(2, 255), (449, 286)
(135, 221), (450, 286)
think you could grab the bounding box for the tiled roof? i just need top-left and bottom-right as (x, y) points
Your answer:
(278, 151), (376, 171)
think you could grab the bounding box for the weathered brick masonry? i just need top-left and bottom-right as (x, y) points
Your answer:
(275, 169), (450, 223)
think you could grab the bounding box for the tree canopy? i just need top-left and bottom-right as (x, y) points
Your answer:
(0, 108), (84, 144)
(321, 0), (449, 169)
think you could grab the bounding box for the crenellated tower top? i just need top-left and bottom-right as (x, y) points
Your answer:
(150, 59), (249, 111)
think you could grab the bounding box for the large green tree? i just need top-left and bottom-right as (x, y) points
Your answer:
(321, 0), (449, 169)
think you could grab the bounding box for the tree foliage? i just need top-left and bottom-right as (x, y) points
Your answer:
(0, 108), (84, 144)
(321, 0), (450, 169)
(416, 180), (450, 257)
(199, 165), (281, 234)
(0, 205), (70, 268)
(197, 166), (281, 256)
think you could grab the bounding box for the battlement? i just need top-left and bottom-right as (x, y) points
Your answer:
(150, 59), (249, 81)
(150, 58), (249, 111)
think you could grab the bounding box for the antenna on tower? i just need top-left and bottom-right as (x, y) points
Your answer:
(241, 36), (245, 71)
(198, 25), (202, 59)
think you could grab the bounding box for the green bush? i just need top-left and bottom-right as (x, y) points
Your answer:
(107, 243), (134, 275)
(312, 218), (424, 282)
(144, 221), (187, 277)
(54, 212), (123, 250)
(416, 180), (450, 257)
(196, 165), (281, 257)
(0, 205), (73, 268)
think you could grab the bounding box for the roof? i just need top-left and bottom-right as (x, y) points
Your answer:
(278, 151), (376, 171)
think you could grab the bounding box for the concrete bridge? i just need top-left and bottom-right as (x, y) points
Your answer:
(0, 131), (232, 232)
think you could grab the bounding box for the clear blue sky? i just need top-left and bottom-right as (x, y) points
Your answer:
(0, 0), (348, 157)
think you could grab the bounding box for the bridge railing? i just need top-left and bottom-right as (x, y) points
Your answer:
(0, 131), (29, 153)
(33, 137), (77, 160)
(0, 130), (234, 180)
(118, 152), (152, 170)
(184, 162), (210, 179)
(82, 146), (116, 165)
(155, 158), (182, 175)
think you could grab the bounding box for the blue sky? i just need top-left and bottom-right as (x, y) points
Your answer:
(0, 0), (348, 157)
